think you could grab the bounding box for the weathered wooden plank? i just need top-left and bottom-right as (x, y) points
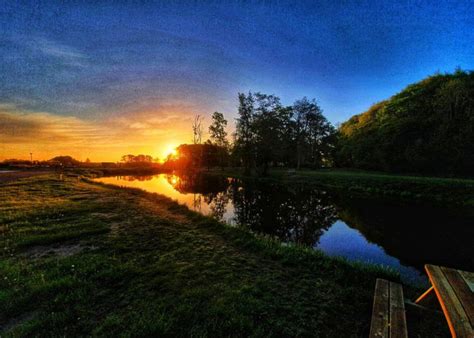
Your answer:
(459, 270), (474, 292)
(389, 281), (408, 338)
(425, 264), (473, 338)
(441, 267), (474, 328)
(369, 279), (389, 338)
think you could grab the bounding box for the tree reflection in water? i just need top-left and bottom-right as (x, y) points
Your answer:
(335, 199), (474, 272)
(205, 192), (230, 221)
(166, 172), (337, 246)
(230, 180), (338, 245)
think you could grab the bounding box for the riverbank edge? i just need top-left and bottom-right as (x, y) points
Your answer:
(87, 177), (402, 280)
(87, 176), (435, 290)
(200, 168), (474, 207)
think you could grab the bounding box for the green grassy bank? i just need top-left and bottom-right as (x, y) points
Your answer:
(1, 175), (447, 336)
(206, 168), (474, 207)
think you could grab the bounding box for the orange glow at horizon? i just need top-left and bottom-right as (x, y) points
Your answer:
(0, 107), (196, 162)
(160, 144), (179, 162)
(1, 141), (186, 163)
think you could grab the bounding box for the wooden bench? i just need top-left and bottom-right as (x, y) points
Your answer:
(369, 279), (408, 338)
(415, 265), (473, 338)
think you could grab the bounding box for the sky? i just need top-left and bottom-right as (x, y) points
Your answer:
(1, 0), (473, 161)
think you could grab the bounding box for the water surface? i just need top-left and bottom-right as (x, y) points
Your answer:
(95, 173), (474, 285)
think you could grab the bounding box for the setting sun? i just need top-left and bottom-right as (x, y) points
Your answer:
(162, 144), (178, 160)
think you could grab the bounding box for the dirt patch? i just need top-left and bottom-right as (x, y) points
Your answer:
(21, 243), (97, 259)
(0, 171), (51, 183)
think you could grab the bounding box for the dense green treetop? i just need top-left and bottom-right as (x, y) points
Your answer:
(337, 70), (474, 176)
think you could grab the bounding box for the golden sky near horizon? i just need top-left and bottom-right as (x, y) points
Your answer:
(0, 104), (212, 162)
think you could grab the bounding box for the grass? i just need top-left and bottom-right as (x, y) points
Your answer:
(0, 174), (449, 336)
(207, 168), (474, 206)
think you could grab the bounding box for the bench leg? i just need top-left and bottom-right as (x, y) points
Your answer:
(414, 286), (438, 309)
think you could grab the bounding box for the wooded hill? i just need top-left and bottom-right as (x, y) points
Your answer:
(337, 70), (474, 176)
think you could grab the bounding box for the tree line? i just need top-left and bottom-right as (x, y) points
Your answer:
(121, 154), (155, 165)
(164, 93), (336, 174)
(167, 69), (474, 177)
(234, 93), (336, 174)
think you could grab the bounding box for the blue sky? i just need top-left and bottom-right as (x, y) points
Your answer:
(1, 1), (473, 160)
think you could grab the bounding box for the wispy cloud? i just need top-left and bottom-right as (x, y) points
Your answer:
(17, 35), (89, 67)
(0, 107), (109, 145)
(36, 37), (85, 58)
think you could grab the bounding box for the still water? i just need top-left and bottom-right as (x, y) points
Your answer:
(95, 173), (474, 285)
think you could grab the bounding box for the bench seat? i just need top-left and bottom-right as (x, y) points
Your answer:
(369, 279), (408, 338)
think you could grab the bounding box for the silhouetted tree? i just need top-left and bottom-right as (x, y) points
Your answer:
(192, 115), (204, 145)
(49, 156), (81, 167)
(235, 93), (255, 175)
(120, 154), (154, 166)
(121, 154), (135, 163)
(233, 92), (335, 174)
(209, 111), (228, 147)
(166, 143), (224, 170)
(252, 93), (285, 175)
(209, 111), (229, 168)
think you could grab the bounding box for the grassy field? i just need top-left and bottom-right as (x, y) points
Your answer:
(0, 174), (448, 336)
(207, 168), (474, 207)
